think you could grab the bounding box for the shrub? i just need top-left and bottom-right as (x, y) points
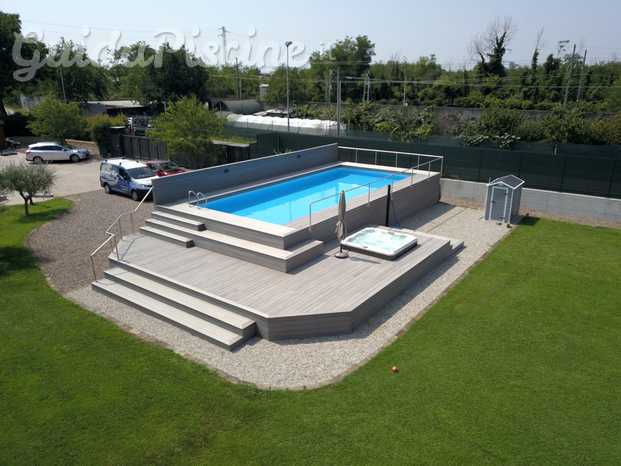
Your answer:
(85, 114), (126, 155)
(150, 97), (226, 169)
(0, 164), (55, 215)
(590, 114), (621, 145)
(478, 107), (524, 135)
(371, 107), (434, 142)
(28, 97), (86, 143)
(542, 108), (592, 144)
(516, 119), (547, 142)
(460, 107), (523, 149)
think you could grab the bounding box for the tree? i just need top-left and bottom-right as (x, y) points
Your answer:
(0, 11), (50, 118)
(266, 66), (308, 105)
(118, 42), (210, 105)
(471, 18), (515, 78)
(309, 35), (376, 101)
(605, 77), (621, 111)
(150, 97), (225, 169)
(29, 97), (85, 143)
(48, 38), (108, 102)
(0, 163), (55, 215)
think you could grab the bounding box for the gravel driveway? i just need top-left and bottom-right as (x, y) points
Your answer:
(28, 189), (153, 293)
(1, 151), (102, 206)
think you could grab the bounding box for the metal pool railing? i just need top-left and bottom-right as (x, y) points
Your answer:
(307, 147), (444, 231)
(89, 186), (153, 279)
(338, 146), (444, 178)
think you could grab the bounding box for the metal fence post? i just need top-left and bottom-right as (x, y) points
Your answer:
(607, 159), (617, 198)
(559, 156), (568, 191)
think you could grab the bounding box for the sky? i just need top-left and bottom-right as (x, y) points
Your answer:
(3, 0), (620, 69)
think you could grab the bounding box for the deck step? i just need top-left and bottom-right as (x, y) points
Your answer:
(142, 219), (324, 272)
(140, 226), (194, 248)
(92, 279), (246, 350)
(155, 205), (298, 249)
(104, 267), (256, 337)
(151, 211), (206, 231)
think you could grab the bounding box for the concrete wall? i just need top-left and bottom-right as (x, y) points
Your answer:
(153, 143), (339, 205)
(441, 178), (621, 227)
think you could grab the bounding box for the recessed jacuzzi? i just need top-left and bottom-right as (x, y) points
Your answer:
(341, 227), (418, 260)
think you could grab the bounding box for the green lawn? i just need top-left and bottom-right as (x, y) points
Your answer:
(1, 201), (620, 465)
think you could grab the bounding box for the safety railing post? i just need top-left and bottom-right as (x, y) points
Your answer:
(114, 234), (120, 259)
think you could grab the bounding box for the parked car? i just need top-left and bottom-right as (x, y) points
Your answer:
(100, 159), (157, 201)
(26, 142), (90, 163)
(145, 160), (188, 177)
(5, 137), (21, 149)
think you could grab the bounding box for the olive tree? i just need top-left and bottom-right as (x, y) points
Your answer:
(0, 164), (55, 215)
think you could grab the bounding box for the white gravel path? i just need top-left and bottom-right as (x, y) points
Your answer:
(67, 204), (511, 390)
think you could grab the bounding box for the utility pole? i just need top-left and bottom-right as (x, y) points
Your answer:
(402, 59), (407, 106)
(285, 41), (292, 132)
(563, 43), (577, 108)
(218, 26), (228, 65)
(576, 49), (588, 102)
(327, 69), (333, 104)
(58, 67), (67, 103)
(325, 71), (331, 104)
(235, 57), (242, 99)
(336, 67), (341, 138)
(363, 72), (371, 103)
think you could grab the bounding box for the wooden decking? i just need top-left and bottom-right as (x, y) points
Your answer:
(116, 232), (452, 320)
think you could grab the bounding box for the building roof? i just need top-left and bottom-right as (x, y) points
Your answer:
(87, 100), (146, 109)
(103, 158), (149, 169)
(28, 142), (61, 148)
(489, 175), (525, 190)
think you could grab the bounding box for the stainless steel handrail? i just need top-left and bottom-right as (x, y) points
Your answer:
(188, 191), (208, 207)
(307, 148), (444, 231)
(89, 186), (154, 279)
(308, 166), (414, 231)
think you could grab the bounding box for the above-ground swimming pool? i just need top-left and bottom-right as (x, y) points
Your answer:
(341, 227), (418, 259)
(200, 166), (409, 225)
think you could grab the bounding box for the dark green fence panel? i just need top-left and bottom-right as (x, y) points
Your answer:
(561, 156), (615, 197)
(609, 161), (621, 198)
(441, 147), (480, 181)
(518, 153), (564, 191)
(226, 128), (621, 198)
(478, 148), (523, 182)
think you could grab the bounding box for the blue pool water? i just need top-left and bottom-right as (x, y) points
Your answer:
(200, 166), (409, 225)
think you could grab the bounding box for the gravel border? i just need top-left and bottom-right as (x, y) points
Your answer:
(28, 190), (153, 293)
(63, 204), (511, 390)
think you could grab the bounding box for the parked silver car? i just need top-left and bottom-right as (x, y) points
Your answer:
(26, 142), (90, 163)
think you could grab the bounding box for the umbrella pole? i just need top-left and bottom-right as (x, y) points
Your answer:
(336, 242), (348, 259)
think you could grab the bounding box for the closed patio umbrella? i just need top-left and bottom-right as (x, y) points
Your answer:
(335, 190), (349, 259)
